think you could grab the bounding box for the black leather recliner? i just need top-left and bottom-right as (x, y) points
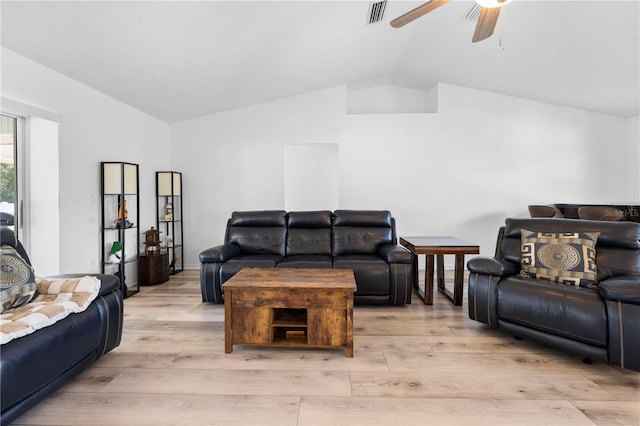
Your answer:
(0, 228), (124, 424)
(467, 218), (640, 371)
(199, 210), (413, 305)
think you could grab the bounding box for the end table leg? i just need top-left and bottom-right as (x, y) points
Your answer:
(412, 253), (419, 291)
(453, 255), (465, 306)
(436, 254), (445, 292)
(425, 254), (435, 305)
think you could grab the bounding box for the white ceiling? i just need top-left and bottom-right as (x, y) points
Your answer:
(1, 1), (639, 123)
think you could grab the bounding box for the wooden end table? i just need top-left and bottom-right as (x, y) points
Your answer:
(138, 252), (170, 285)
(222, 268), (357, 357)
(399, 236), (479, 306)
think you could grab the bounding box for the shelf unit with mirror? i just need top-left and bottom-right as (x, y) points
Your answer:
(101, 161), (140, 298)
(156, 171), (183, 275)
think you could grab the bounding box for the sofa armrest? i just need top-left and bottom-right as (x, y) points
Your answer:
(378, 245), (413, 264)
(199, 244), (241, 263)
(467, 257), (519, 277)
(46, 273), (120, 297)
(599, 276), (640, 304)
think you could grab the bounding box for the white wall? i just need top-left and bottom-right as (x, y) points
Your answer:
(1, 48), (171, 274)
(626, 115), (640, 200)
(3, 45), (637, 273)
(171, 83), (636, 269)
(284, 143), (340, 211)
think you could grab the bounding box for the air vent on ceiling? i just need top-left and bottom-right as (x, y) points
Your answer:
(367, 1), (387, 25)
(465, 3), (482, 21)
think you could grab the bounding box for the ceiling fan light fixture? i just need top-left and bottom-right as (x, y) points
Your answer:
(475, 0), (513, 8)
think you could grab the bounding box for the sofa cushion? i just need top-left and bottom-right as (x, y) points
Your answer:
(286, 211), (332, 256)
(497, 275), (607, 347)
(0, 246), (37, 313)
(332, 210), (393, 256)
(0, 302), (103, 411)
(520, 229), (600, 288)
(501, 218), (640, 282)
(227, 211), (287, 256)
(1, 276), (101, 344)
(276, 255), (332, 268)
(334, 255), (389, 295)
(219, 255), (282, 284)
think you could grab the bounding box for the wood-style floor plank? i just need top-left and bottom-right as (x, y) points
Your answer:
(297, 397), (596, 426)
(12, 269), (639, 425)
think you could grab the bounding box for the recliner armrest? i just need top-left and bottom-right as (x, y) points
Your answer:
(467, 257), (519, 277)
(199, 244), (241, 263)
(378, 245), (413, 263)
(598, 276), (640, 304)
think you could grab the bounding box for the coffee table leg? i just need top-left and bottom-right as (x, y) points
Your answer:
(224, 290), (233, 353)
(424, 254), (435, 305)
(346, 292), (354, 357)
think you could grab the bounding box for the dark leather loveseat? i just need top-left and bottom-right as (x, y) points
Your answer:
(467, 218), (640, 371)
(199, 210), (413, 305)
(0, 229), (124, 424)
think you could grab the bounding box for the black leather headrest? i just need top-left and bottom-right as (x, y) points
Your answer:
(0, 227), (32, 265)
(229, 210), (286, 227)
(0, 227), (18, 248)
(288, 211), (332, 228)
(504, 218), (640, 249)
(333, 210), (392, 227)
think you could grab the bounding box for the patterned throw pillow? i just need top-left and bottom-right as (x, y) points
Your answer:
(0, 245), (38, 313)
(520, 230), (600, 288)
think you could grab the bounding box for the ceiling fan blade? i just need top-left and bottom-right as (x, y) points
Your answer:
(390, 0), (452, 28)
(472, 6), (501, 42)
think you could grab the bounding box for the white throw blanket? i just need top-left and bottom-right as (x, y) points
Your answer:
(0, 276), (101, 345)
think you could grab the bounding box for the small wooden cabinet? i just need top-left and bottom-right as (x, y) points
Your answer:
(222, 268), (356, 357)
(138, 253), (169, 285)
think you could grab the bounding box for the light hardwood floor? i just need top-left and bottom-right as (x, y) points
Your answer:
(13, 270), (640, 425)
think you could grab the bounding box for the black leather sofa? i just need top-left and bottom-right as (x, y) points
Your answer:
(199, 210), (413, 305)
(0, 229), (124, 424)
(467, 218), (640, 371)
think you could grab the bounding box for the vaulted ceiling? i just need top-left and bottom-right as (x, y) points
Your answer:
(1, 1), (638, 123)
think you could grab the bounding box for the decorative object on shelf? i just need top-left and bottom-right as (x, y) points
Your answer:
(156, 171), (183, 275)
(101, 162), (140, 298)
(108, 241), (123, 263)
(143, 227), (162, 256)
(164, 197), (173, 221)
(116, 199), (134, 228)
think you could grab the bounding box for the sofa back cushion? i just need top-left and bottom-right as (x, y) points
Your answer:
(226, 210), (287, 256)
(286, 211), (332, 256)
(500, 218), (640, 282)
(332, 210), (394, 256)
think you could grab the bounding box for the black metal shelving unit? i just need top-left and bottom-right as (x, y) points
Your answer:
(101, 161), (140, 298)
(155, 171), (183, 275)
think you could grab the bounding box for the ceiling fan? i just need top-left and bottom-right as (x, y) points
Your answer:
(390, 0), (513, 43)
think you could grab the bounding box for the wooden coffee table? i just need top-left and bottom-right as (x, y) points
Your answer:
(399, 236), (479, 306)
(222, 268), (357, 357)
